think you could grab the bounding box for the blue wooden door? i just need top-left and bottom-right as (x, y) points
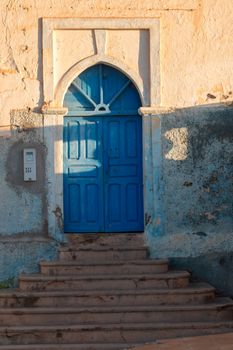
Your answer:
(63, 64), (144, 233)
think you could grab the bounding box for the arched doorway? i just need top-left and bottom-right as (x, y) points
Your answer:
(63, 64), (144, 233)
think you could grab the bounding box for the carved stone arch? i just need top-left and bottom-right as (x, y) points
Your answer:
(54, 55), (146, 108)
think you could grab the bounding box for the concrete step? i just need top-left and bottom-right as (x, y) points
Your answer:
(19, 271), (190, 291)
(0, 345), (136, 350)
(0, 298), (232, 326)
(59, 246), (148, 262)
(0, 283), (215, 308)
(66, 232), (145, 249)
(40, 259), (169, 276)
(0, 322), (233, 345)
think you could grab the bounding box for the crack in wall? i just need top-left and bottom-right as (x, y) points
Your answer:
(1, 0), (19, 72)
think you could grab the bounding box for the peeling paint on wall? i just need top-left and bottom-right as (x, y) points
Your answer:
(164, 127), (188, 160)
(52, 206), (63, 231)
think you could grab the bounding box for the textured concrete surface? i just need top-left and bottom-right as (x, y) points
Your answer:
(131, 333), (233, 350)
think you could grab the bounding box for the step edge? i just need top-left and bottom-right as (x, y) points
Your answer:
(0, 287), (215, 299)
(1, 301), (232, 314)
(1, 321), (233, 332)
(59, 247), (148, 252)
(19, 271), (190, 281)
(40, 259), (169, 267)
(0, 345), (139, 349)
(0, 283), (215, 297)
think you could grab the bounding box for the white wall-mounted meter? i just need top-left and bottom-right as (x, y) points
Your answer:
(23, 148), (37, 181)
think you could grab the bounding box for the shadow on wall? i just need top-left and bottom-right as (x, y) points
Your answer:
(156, 103), (233, 296)
(161, 104), (233, 236)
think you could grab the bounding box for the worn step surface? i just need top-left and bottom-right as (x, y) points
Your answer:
(0, 298), (232, 326)
(59, 246), (148, 262)
(0, 322), (233, 345)
(40, 259), (169, 276)
(19, 271), (190, 291)
(0, 283), (216, 308)
(66, 233), (145, 249)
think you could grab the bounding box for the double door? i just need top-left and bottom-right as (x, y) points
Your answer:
(64, 115), (144, 232)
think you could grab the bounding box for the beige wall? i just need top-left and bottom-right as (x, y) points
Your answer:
(0, 0), (232, 129)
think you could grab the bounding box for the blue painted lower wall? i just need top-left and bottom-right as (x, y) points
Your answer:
(0, 238), (59, 287)
(147, 104), (233, 295)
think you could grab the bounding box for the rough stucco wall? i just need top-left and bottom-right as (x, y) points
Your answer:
(148, 104), (233, 294)
(150, 106), (233, 252)
(1, 110), (47, 235)
(161, 0), (233, 107)
(0, 237), (59, 286)
(0, 109), (60, 285)
(162, 106), (233, 239)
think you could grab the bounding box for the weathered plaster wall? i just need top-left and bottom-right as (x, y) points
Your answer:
(0, 0), (232, 291)
(0, 237), (59, 286)
(0, 110), (59, 285)
(1, 110), (46, 235)
(149, 104), (233, 294)
(162, 106), (232, 239)
(161, 0), (233, 107)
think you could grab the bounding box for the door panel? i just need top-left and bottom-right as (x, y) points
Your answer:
(68, 184), (81, 223)
(103, 116), (144, 232)
(64, 117), (104, 232)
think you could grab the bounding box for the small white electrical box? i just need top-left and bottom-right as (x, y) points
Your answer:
(23, 148), (36, 181)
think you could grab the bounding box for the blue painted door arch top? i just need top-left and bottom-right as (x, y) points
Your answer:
(63, 64), (144, 233)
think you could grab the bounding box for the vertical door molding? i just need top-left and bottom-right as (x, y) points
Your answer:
(139, 106), (172, 239)
(42, 107), (68, 241)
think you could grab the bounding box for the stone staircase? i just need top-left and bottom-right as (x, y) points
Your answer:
(0, 233), (232, 349)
